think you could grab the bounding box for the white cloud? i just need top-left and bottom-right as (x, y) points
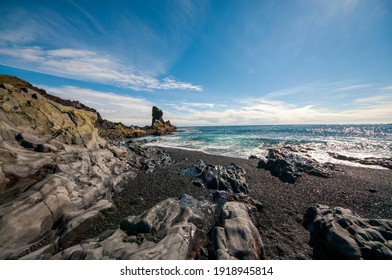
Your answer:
(41, 85), (154, 126)
(0, 46), (203, 92)
(166, 97), (392, 126)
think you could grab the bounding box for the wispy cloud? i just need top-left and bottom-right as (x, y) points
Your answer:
(0, 47), (202, 92)
(167, 102), (226, 111)
(41, 85), (153, 125)
(263, 81), (372, 99)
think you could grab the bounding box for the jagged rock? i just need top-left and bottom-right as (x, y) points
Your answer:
(303, 204), (392, 259)
(258, 149), (334, 183)
(0, 77), (145, 259)
(190, 160), (248, 194)
(328, 153), (392, 169)
(152, 106), (164, 126)
(0, 80), (106, 150)
(53, 195), (213, 259)
(51, 194), (264, 260)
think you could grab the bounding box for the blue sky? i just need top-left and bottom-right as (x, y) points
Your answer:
(1, 0), (391, 126)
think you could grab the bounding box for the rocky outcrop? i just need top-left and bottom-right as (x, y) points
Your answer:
(190, 160), (249, 194)
(0, 78), (158, 259)
(49, 194), (264, 260)
(151, 106), (163, 126)
(212, 201), (264, 259)
(151, 106), (176, 136)
(303, 204), (392, 259)
(98, 106), (176, 139)
(0, 80), (105, 150)
(258, 149), (334, 183)
(328, 153), (392, 169)
(0, 75), (176, 140)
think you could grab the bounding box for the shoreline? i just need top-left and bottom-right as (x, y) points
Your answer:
(88, 145), (392, 260)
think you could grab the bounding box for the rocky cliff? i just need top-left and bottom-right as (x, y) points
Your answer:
(0, 75), (176, 140)
(0, 75), (175, 259)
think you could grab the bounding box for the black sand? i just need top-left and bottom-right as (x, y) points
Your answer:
(89, 146), (392, 260)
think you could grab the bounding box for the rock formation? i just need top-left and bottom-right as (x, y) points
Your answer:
(303, 204), (392, 259)
(328, 152), (392, 169)
(258, 149), (334, 183)
(0, 76), (173, 259)
(50, 194), (264, 260)
(189, 160), (249, 194)
(152, 106), (164, 126)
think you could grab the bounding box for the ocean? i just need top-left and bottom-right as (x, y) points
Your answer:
(144, 124), (392, 168)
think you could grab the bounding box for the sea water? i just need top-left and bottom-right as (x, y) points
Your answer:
(144, 124), (392, 168)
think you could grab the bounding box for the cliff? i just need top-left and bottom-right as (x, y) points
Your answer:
(0, 75), (174, 259)
(0, 75), (176, 141)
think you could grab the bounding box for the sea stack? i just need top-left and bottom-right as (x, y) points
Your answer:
(152, 106), (164, 126)
(151, 106), (176, 135)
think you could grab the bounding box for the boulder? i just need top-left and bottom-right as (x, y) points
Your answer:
(258, 149), (334, 183)
(212, 202), (265, 260)
(303, 204), (392, 259)
(190, 160), (249, 194)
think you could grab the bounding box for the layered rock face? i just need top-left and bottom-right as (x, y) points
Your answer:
(0, 78), (140, 259)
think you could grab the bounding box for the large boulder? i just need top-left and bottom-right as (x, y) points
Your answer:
(212, 202), (265, 260)
(258, 149), (334, 183)
(303, 204), (392, 259)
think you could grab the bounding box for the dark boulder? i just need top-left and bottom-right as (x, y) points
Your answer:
(190, 160), (248, 194)
(258, 149), (333, 183)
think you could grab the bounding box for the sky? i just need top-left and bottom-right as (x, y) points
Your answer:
(0, 0), (391, 126)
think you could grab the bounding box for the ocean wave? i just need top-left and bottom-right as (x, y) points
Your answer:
(146, 125), (391, 169)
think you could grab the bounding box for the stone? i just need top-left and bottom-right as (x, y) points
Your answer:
(212, 202), (265, 260)
(51, 194), (265, 260)
(303, 204), (392, 259)
(190, 160), (249, 194)
(258, 149), (334, 183)
(328, 152), (392, 169)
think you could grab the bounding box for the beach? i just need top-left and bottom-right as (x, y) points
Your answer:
(88, 146), (392, 260)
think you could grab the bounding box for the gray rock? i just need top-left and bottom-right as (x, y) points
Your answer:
(212, 202), (265, 260)
(52, 194), (265, 260)
(304, 204), (392, 259)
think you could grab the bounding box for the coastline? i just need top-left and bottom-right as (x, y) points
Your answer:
(91, 145), (392, 260)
